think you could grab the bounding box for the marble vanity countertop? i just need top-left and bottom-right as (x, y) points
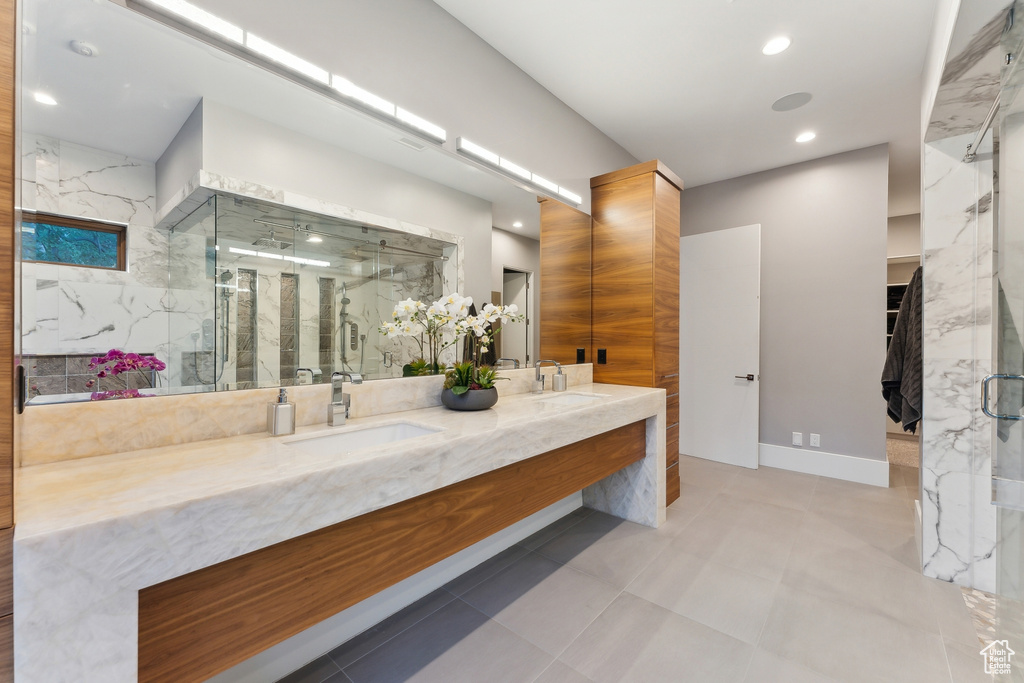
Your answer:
(13, 382), (665, 682)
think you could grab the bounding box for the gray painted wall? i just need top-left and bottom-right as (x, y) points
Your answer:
(491, 228), (541, 363)
(888, 213), (922, 258)
(679, 145), (889, 460)
(155, 101), (203, 213)
(200, 102), (494, 304)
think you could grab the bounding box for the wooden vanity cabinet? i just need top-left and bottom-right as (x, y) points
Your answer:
(539, 198), (592, 365)
(590, 161), (682, 504)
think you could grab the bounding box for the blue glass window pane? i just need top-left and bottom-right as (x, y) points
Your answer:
(21, 221), (120, 269)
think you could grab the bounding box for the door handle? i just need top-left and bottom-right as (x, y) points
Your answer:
(735, 374), (755, 381)
(982, 374), (1024, 420)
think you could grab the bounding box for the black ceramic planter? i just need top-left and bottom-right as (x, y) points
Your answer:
(440, 387), (498, 411)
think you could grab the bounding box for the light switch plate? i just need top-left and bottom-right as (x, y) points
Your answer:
(792, 432), (803, 446)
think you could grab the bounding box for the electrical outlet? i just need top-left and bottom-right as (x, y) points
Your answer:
(792, 432), (803, 446)
(810, 433), (821, 448)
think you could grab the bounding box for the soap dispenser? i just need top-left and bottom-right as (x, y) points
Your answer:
(267, 388), (295, 436)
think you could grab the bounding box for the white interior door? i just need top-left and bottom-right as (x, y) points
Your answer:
(502, 270), (529, 366)
(680, 224), (761, 468)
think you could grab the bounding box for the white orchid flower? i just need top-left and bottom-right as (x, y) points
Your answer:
(396, 298), (421, 316)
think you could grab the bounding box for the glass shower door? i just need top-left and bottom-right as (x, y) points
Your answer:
(991, 0), (1024, 602)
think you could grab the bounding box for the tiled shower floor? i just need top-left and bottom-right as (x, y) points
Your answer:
(276, 457), (999, 683)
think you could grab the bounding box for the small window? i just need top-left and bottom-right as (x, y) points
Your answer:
(21, 212), (126, 270)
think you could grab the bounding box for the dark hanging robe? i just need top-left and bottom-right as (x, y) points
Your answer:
(882, 266), (923, 433)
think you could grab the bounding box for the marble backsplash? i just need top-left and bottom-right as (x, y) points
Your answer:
(17, 364), (595, 467)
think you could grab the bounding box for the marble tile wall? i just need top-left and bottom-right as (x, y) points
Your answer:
(921, 131), (997, 592)
(20, 134), (175, 389)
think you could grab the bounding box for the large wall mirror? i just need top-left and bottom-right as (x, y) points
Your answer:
(18, 0), (543, 403)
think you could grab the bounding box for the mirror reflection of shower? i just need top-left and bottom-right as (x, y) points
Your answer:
(337, 282), (364, 374)
(194, 268), (234, 385)
(165, 191), (456, 392)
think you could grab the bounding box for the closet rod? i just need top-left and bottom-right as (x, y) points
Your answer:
(964, 92), (1001, 163)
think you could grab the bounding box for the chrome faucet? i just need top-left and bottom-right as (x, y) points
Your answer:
(296, 368), (314, 385)
(329, 371), (363, 426)
(497, 357), (520, 369)
(533, 359), (562, 393)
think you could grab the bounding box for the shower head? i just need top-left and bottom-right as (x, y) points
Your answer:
(252, 229), (292, 250)
(218, 270), (234, 284)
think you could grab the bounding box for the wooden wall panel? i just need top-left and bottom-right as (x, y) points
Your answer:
(0, 528), (11, 617)
(539, 199), (592, 365)
(653, 173), (680, 384)
(591, 161), (681, 504)
(138, 421), (648, 683)
(0, 615), (10, 683)
(591, 175), (654, 386)
(0, 0), (15, 529)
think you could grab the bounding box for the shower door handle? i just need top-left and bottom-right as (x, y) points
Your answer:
(982, 374), (1024, 420)
(735, 374), (755, 381)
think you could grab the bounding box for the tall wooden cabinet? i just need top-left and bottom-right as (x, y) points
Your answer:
(538, 198), (592, 366)
(591, 161), (682, 504)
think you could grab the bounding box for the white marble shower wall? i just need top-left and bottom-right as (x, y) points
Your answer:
(921, 131), (997, 592)
(20, 134), (177, 387)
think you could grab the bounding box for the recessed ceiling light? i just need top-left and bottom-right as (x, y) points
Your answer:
(33, 92), (57, 106)
(68, 40), (97, 57)
(796, 131), (816, 143)
(762, 36), (791, 56)
(512, 221), (523, 228)
(771, 92), (812, 112)
(306, 235), (323, 243)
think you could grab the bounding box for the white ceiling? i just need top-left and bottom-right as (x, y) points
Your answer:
(433, 0), (938, 217)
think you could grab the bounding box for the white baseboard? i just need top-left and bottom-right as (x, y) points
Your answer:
(758, 443), (889, 487)
(209, 492), (583, 683)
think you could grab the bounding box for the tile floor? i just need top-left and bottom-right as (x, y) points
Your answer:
(276, 456), (1001, 683)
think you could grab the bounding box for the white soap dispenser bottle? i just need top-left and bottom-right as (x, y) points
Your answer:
(267, 388), (296, 436)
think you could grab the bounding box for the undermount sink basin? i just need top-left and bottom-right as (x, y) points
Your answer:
(285, 422), (440, 455)
(539, 392), (610, 407)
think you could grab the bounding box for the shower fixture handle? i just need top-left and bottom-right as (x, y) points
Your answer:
(982, 374), (1024, 420)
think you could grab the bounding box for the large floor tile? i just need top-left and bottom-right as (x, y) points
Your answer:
(678, 455), (740, 490)
(800, 508), (919, 571)
(672, 509), (799, 582)
(742, 648), (841, 683)
(928, 580), (985, 651)
(516, 507), (594, 551)
(342, 599), (552, 683)
(535, 511), (670, 588)
(663, 483), (718, 530)
(533, 659), (595, 683)
(759, 584), (952, 683)
(559, 592), (753, 683)
(626, 544), (777, 644)
(278, 656), (342, 683)
(442, 545), (529, 596)
(327, 589), (455, 669)
(461, 551), (620, 656)
(782, 524), (940, 634)
(720, 466), (819, 511)
(943, 638), (997, 683)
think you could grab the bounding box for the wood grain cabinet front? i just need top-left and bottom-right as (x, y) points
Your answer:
(591, 161), (682, 504)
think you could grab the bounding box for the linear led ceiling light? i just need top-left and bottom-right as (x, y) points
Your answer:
(228, 246), (330, 268)
(130, 1), (445, 144)
(332, 76), (394, 115)
(246, 33), (329, 84)
(395, 107), (446, 142)
(456, 137), (582, 206)
(146, 0), (243, 43)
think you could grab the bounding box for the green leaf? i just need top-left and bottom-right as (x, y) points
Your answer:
(451, 385), (470, 395)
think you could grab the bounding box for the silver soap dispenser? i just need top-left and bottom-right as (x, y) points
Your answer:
(267, 388), (296, 436)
